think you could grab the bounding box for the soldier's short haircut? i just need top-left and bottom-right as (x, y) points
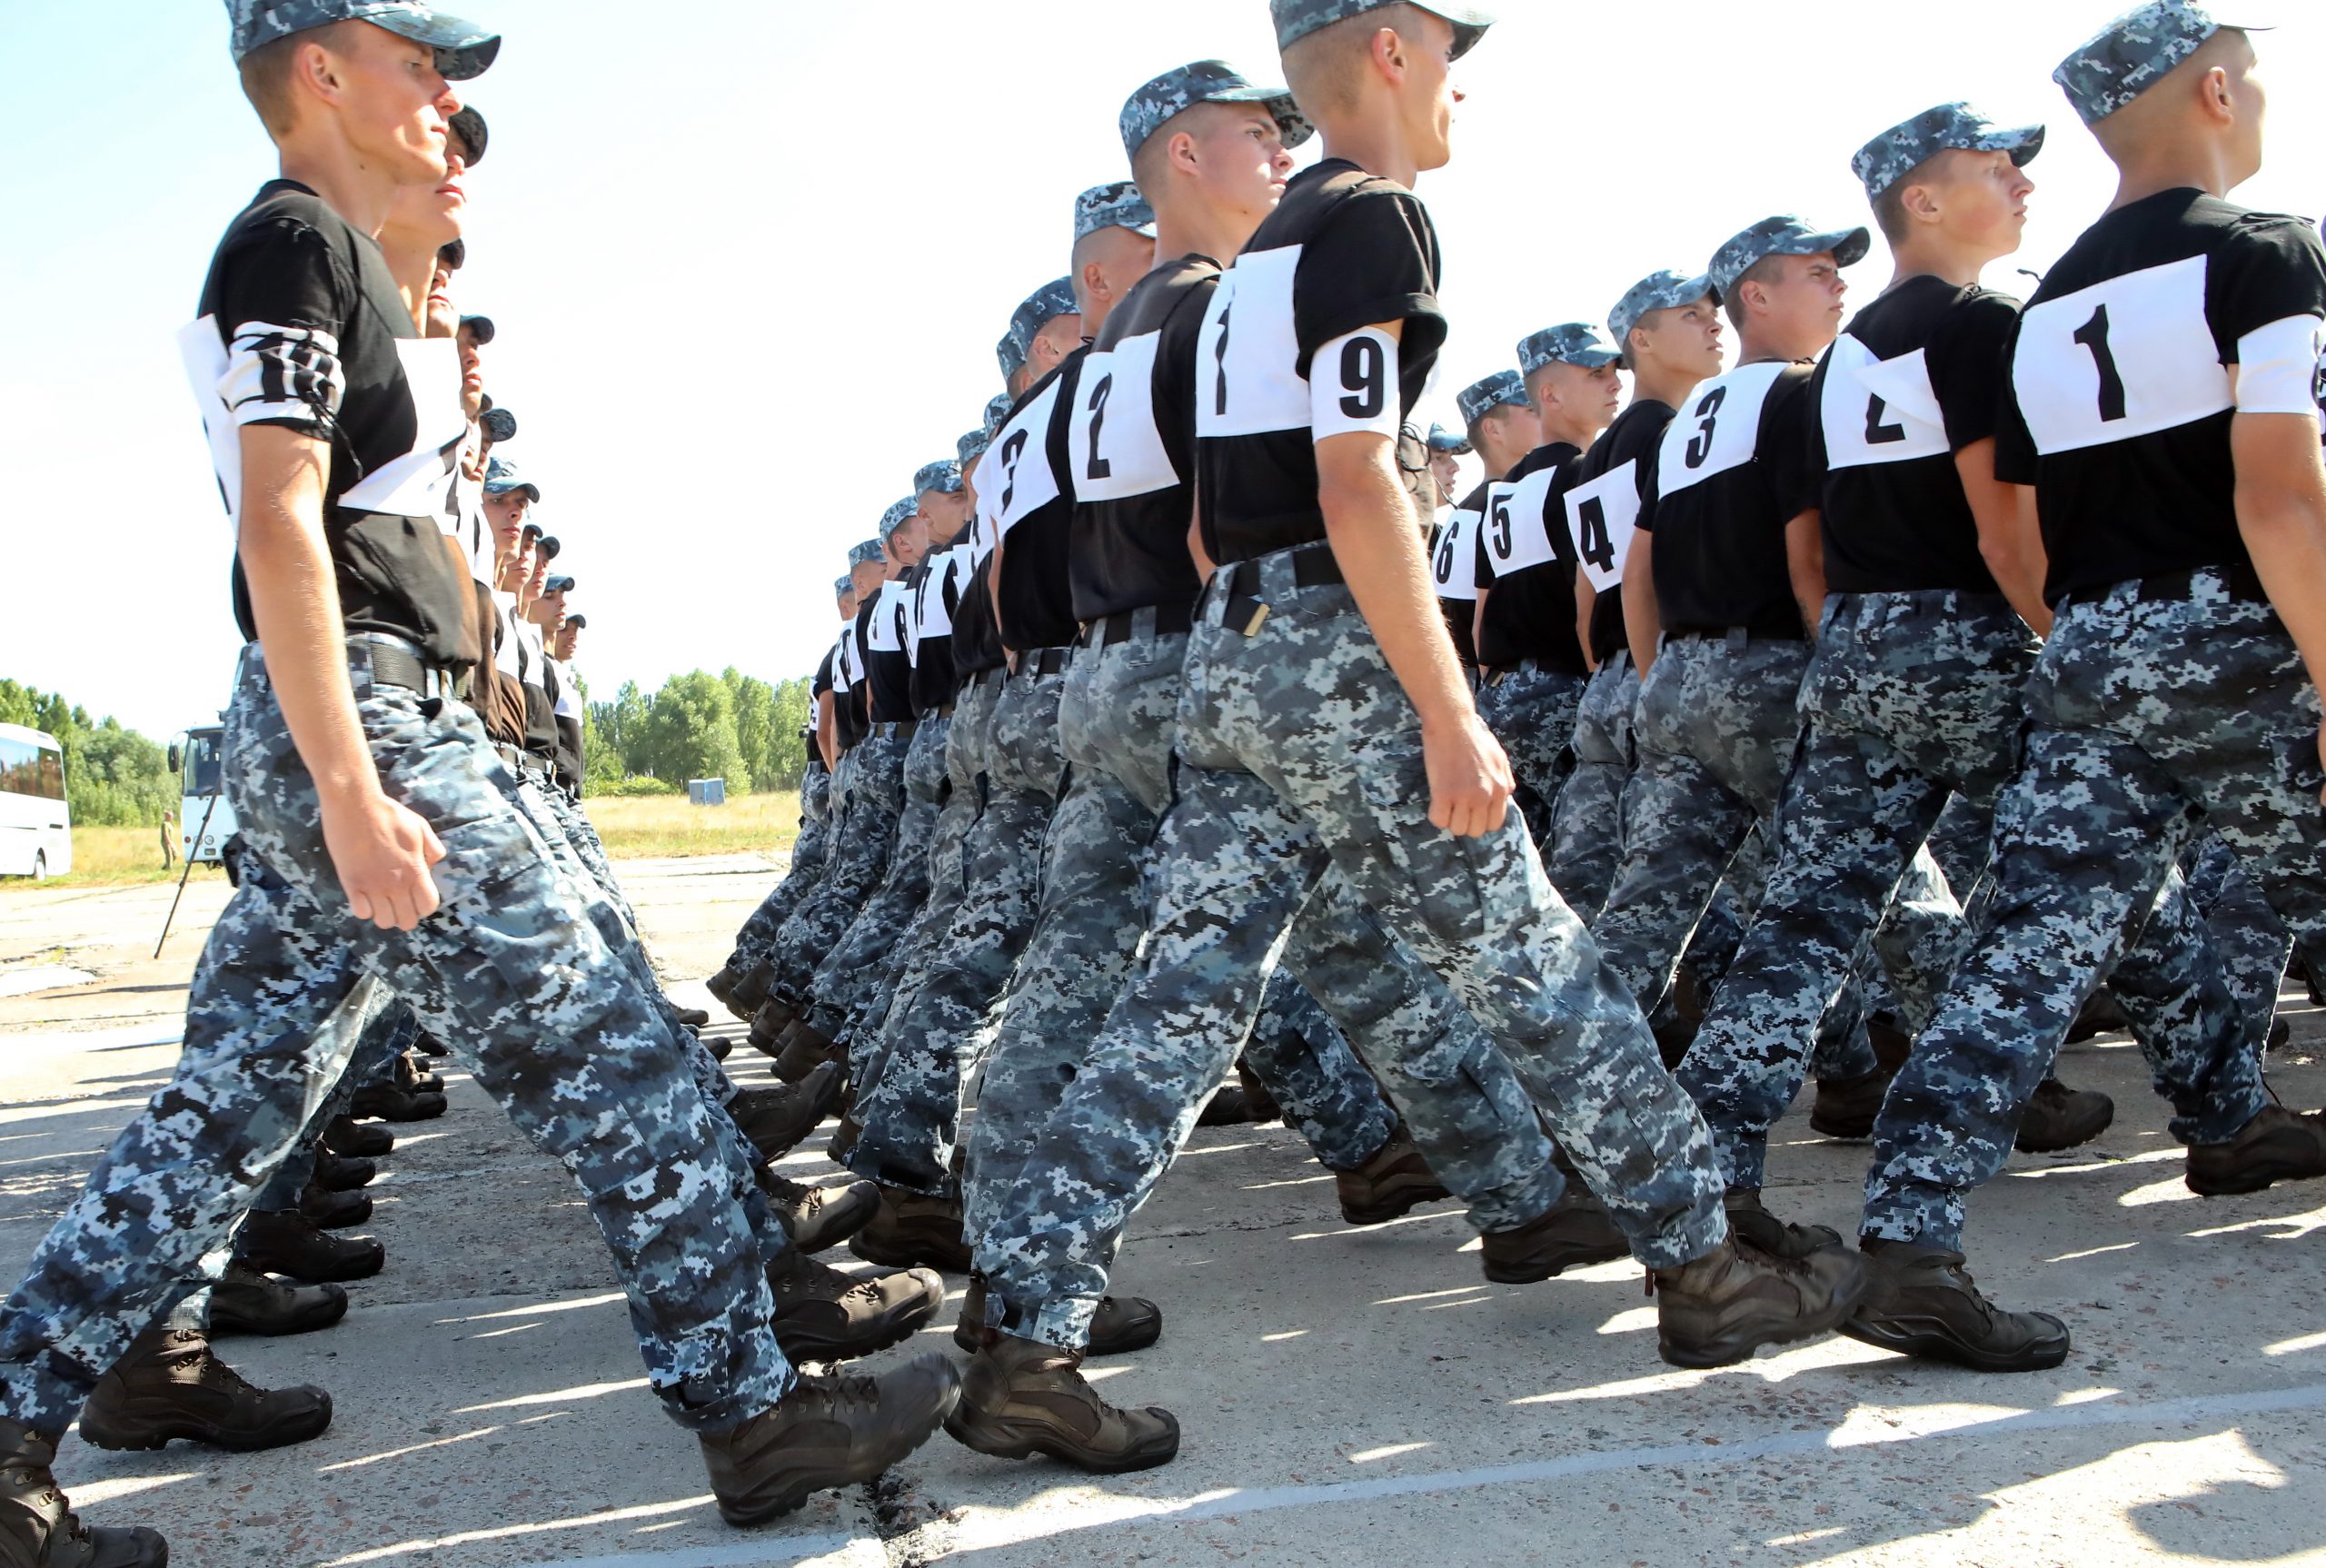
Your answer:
(237, 21), (358, 135)
(1130, 99), (1228, 204)
(1723, 253), (1788, 331)
(1870, 173), (1918, 248)
(1283, 2), (1427, 118)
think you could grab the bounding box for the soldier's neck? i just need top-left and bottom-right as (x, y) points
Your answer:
(1315, 117), (1420, 191)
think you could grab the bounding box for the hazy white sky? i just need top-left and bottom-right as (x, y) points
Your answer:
(2, 1), (2319, 741)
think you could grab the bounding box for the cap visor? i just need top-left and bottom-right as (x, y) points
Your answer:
(1974, 123), (2047, 167)
(1206, 85), (1317, 150)
(1823, 226), (1873, 269)
(371, 10), (502, 80)
(1569, 348), (1622, 369)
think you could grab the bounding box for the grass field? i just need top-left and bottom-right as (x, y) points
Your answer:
(582, 790), (802, 860)
(0, 792), (802, 892)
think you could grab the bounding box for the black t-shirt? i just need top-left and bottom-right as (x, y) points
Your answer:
(1643, 362), (1819, 636)
(1570, 400), (1675, 664)
(802, 725), (821, 773)
(833, 622), (869, 750)
(1476, 442), (1588, 672)
(1069, 256), (1218, 620)
(910, 544), (968, 714)
(861, 579), (916, 724)
(988, 352), (1087, 651)
(1196, 160), (1449, 564)
(196, 181), (473, 665)
(951, 551), (1006, 678)
(512, 619), (559, 759)
(1434, 481), (1490, 667)
(1996, 188), (2326, 602)
(1812, 277), (2018, 595)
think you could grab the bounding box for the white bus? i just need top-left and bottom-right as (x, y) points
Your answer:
(0, 724), (71, 879)
(171, 726), (237, 865)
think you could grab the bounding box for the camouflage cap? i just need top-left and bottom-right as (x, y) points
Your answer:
(1119, 60), (1314, 162)
(563, 612), (586, 628)
(1608, 269), (1718, 347)
(982, 393), (1015, 438)
(448, 104), (488, 164)
(2053, 1), (2260, 125)
(847, 539), (887, 568)
(880, 498), (920, 540)
(1516, 323), (1621, 376)
(1707, 215), (1872, 297)
(1270, 0), (1496, 60)
(1852, 103), (2043, 201)
(1074, 182), (1158, 243)
(460, 313), (494, 343)
(438, 236), (466, 270)
(1425, 422), (1471, 455)
(535, 533), (561, 561)
(1455, 370), (1529, 428)
(482, 455), (537, 500)
(914, 459), (965, 496)
(957, 427), (989, 466)
(833, 575), (853, 598)
(481, 405), (517, 442)
(544, 574), (574, 593)
(999, 277), (1081, 382)
(224, 0), (501, 79)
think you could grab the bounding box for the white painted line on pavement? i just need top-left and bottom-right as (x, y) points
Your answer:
(387, 1378), (2326, 1567)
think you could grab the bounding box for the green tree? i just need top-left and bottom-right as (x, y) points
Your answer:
(0, 680), (175, 826)
(641, 670), (747, 792)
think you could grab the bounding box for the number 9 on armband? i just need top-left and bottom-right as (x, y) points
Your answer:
(1310, 327), (1402, 442)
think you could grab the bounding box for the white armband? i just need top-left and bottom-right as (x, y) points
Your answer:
(222, 321), (344, 427)
(1309, 327), (1403, 442)
(2233, 314), (2326, 415)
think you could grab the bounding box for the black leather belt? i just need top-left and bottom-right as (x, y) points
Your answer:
(969, 666), (1006, 689)
(872, 719), (918, 739)
(366, 641), (453, 696)
(1088, 600), (1197, 648)
(2060, 561), (2269, 610)
(1664, 623), (1804, 644)
(1025, 648), (1072, 677)
(1226, 546), (1345, 599)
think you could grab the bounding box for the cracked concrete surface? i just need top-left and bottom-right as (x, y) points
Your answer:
(3, 851), (2322, 1567)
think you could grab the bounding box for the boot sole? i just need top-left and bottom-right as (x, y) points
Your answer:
(1340, 1184), (1454, 1226)
(1837, 1312), (2070, 1373)
(942, 1404), (1178, 1474)
(1658, 1272), (1874, 1370)
(1480, 1243), (1629, 1285)
(2185, 1152), (2326, 1197)
(2015, 1120), (2114, 1155)
(774, 1295), (942, 1364)
(211, 1291), (349, 1338)
(1806, 1114), (1875, 1140)
(718, 1386), (959, 1526)
(241, 1245), (385, 1284)
(302, 1203), (373, 1231)
(80, 1399), (333, 1454)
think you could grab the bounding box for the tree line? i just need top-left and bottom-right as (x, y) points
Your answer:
(0, 667), (812, 823)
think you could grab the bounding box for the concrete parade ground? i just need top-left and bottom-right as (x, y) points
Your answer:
(2, 852), (2322, 1567)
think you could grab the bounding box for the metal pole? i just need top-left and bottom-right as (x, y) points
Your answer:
(154, 791), (223, 959)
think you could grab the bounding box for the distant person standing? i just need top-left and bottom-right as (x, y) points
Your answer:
(160, 812), (176, 870)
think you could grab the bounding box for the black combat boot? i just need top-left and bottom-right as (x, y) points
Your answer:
(1651, 1234), (1869, 1369)
(2013, 1077), (2114, 1153)
(297, 1182), (373, 1231)
(77, 1326), (332, 1453)
(848, 1185), (971, 1273)
(0, 1417), (167, 1567)
(1840, 1239), (2070, 1372)
(699, 1356), (959, 1526)
(945, 1332), (1178, 1474)
(348, 1082), (446, 1123)
(234, 1209), (384, 1284)
(1333, 1126), (1452, 1225)
(951, 1275), (1162, 1356)
(1723, 1188), (1843, 1260)
(1478, 1186), (1629, 1282)
(207, 1263), (348, 1338)
(2185, 1100), (2326, 1196)
(323, 1116), (393, 1159)
(765, 1246), (945, 1363)
(311, 1146), (376, 1192)
(728, 1063), (844, 1164)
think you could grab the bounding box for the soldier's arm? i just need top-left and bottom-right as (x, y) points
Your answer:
(1470, 586), (1489, 662)
(1621, 530), (1659, 673)
(817, 690), (837, 772)
(1956, 439), (2051, 637)
(2230, 408), (2326, 797)
(1574, 567), (1599, 674)
(1784, 509), (1826, 643)
(1318, 323), (1511, 839)
(237, 423), (445, 929)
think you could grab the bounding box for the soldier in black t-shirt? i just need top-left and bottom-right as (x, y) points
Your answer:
(1853, 8), (2326, 1366)
(1546, 272), (1722, 922)
(1432, 371), (1537, 678)
(1472, 330), (1616, 849)
(944, 7), (1865, 1466)
(848, 202), (1157, 1267)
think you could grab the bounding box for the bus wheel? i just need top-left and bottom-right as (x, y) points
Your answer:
(30, 852), (46, 881)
